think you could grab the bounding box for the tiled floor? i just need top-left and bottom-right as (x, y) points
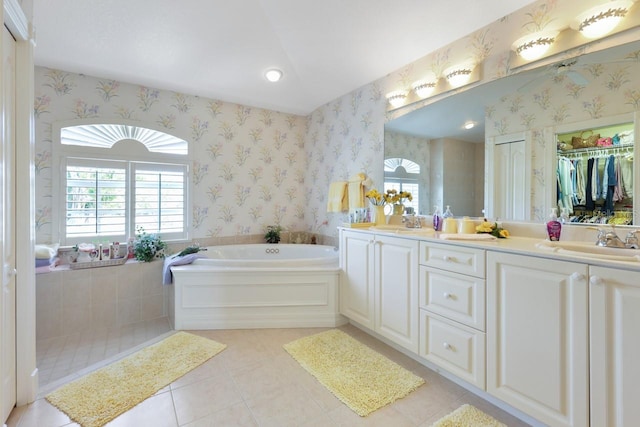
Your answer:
(36, 317), (173, 388)
(9, 324), (532, 427)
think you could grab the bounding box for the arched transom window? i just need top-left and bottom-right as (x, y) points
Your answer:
(53, 122), (190, 245)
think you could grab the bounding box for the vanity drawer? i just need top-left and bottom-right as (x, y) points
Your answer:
(419, 266), (485, 331)
(420, 311), (486, 389)
(419, 241), (485, 278)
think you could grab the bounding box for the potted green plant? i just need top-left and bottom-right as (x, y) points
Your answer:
(134, 227), (167, 262)
(264, 225), (283, 244)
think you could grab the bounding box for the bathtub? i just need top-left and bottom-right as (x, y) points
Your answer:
(169, 244), (346, 330)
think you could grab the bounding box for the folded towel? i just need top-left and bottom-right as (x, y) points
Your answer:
(439, 233), (497, 241)
(348, 173), (366, 209)
(36, 257), (56, 268)
(327, 181), (348, 212)
(35, 243), (59, 259)
(162, 253), (208, 285)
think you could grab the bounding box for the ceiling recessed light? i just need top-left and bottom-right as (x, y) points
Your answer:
(464, 121), (475, 130)
(265, 69), (283, 82)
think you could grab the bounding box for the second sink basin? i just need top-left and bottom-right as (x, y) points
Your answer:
(369, 225), (435, 236)
(536, 240), (640, 262)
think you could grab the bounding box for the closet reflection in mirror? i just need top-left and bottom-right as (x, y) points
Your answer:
(556, 121), (635, 225)
(385, 39), (640, 223)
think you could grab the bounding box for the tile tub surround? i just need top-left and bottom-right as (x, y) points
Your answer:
(36, 261), (167, 341)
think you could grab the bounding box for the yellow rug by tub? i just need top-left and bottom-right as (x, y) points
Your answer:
(46, 331), (226, 427)
(283, 329), (425, 416)
(430, 404), (506, 427)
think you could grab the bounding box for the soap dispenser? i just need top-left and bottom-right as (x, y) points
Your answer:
(547, 208), (562, 241)
(432, 206), (442, 231)
(441, 206), (458, 234)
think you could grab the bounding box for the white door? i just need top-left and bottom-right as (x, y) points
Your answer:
(590, 266), (640, 427)
(1, 25), (17, 424)
(339, 230), (375, 329)
(487, 252), (589, 427)
(493, 140), (526, 221)
(375, 234), (418, 352)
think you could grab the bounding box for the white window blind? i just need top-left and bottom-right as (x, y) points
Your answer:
(62, 159), (187, 244)
(65, 161), (127, 240)
(134, 164), (186, 239)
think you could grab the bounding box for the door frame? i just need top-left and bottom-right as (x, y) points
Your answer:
(485, 131), (531, 220)
(4, 0), (37, 405)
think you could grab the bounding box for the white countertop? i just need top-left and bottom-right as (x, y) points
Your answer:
(339, 226), (640, 272)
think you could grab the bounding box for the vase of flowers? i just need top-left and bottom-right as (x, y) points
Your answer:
(475, 218), (510, 238)
(385, 189), (412, 215)
(365, 189), (388, 226)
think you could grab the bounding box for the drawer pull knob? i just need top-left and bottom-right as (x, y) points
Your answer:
(443, 256), (452, 262)
(443, 292), (452, 299)
(443, 342), (452, 350)
(590, 276), (603, 286)
(570, 272), (584, 281)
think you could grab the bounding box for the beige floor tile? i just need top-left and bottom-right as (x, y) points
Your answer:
(170, 355), (227, 390)
(171, 372), (243, 425)
(326, 403), (416, 426)
(181, 401), (258, 427)
(105, 390), (177, 427)
(12, 398), (74, 427)
(244, 382), (325, 427)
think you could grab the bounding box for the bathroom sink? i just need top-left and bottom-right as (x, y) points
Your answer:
(535, 240), (640, 262)
(395, 229), (435, 236)
(369, 225), (435, 236)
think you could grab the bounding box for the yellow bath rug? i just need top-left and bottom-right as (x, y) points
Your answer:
(46, 331), (226, 427)
(430, 404), (506, 427)
(283, 329), (425, 416)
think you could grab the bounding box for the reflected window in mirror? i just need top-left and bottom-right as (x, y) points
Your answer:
(384, 158), (420, 214)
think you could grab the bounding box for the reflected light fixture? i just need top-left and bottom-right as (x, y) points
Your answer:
(412, 80), (436, 98)
(265, 68), (283, 82)
(445, 64), (474, 88)
(512, 30), (558, 61)
(386, 91), (408, 108)
(573, 0), (632, 39)
(464, 121), (475, 130)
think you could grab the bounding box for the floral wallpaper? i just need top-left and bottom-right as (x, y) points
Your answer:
(34, 68), (307, 244)
(34, 0), (640, 245)
(486, 53), (640, 220)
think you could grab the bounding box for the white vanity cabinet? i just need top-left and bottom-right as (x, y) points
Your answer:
(339, 230), (419, 352)
(589, 266), (640, 427)
(418, 241), (486, 389)
(486, 252), (589, 427)
(339, 229), (375, 329)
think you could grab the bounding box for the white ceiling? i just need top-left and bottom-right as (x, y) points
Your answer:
(32, 0), (537, 116)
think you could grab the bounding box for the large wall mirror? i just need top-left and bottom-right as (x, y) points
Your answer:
(384, 40), (640, 223)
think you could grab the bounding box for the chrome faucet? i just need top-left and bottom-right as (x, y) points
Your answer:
(595, 228), (627, 248)
(625, 230), (640, 249)
(402, 214), (422, 228)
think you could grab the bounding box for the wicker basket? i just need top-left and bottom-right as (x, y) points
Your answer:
(69, 257), (128, 270)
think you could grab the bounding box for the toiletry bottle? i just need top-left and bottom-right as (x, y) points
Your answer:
(443, 205), (453, 218)
(547, 208), (562, 241)
(432, 206), (442, 231)
(560, 208), (570, 224)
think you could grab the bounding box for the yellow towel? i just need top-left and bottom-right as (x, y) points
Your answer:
(348, 173), (366, 209)
(327, 181), (348, 212)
